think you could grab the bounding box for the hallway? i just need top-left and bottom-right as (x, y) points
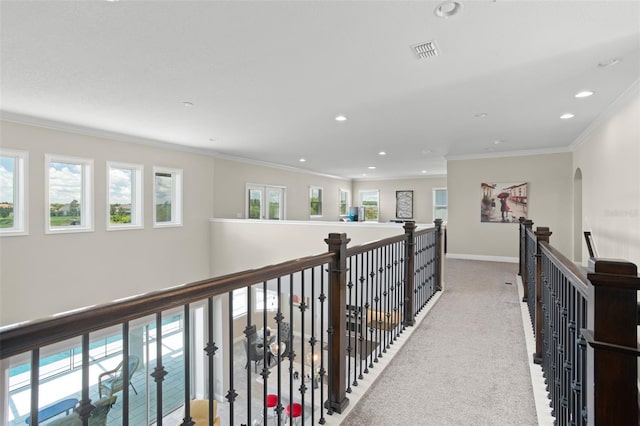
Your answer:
(341, 259), (548, 425)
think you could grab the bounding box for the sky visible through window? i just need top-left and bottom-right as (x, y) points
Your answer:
(49, 162), (81, 204)
(0, 156), (15, 204)
(110, 168), (132, 205)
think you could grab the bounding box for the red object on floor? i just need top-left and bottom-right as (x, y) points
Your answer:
(285, 402), (302, 420)
(266, 394), (278, 408)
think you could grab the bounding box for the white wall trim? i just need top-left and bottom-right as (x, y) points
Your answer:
(446, 146), (571, 162)
(353, 173), (447, 182)
(446, 253), (519, 263)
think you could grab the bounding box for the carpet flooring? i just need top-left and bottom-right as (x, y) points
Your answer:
(340, 259), (539, 426)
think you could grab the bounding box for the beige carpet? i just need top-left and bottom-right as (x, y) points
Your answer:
(341, 259), (538, 426)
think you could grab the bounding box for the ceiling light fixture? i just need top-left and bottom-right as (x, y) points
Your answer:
(560, 113), (575, 120)
(299, 158), (306, 163)
(335, 115), (347, 122)
(378, 151), (387, 156)
(575, 90), (594, 98)
(421, 170), (428, 174)
(183, 101), (194, 107)
(435, 1), (462, 18)
(368, 166), (377, 170)
(474, 112), (488, 118)
(493, 140), (504, 145)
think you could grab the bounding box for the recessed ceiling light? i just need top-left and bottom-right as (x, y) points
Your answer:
(435, 1), (462, 18)
(335, 115), (347, 122)
(474, 112), (488, 118)
(493, 140), (504, 145)
(183, 101), (194, 107)
(378, 151), (387, 156)
(575, 90), (594, 98)
(598, 58), (621, 68)
(299, 158), (306, 163)
(422, 149), (432, 154)
(560, 113), (575, 120)
(362, 173), (367, 177)
(421, 170), (428, 174)
(368, 166), (377, 170)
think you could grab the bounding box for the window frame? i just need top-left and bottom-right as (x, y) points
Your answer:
(433, 187), (448, 221)
(106, 162), (144, 231)
(309, 185), (323, 218)
(359, 189), (380, 222)
(153, 166), (183, 228)
(45, 154), (94, 234)
(232, 288), (248, 319)
(339, 189), (350, 216)
(0, 149), (28, 236)
(255, 287), (278, 312)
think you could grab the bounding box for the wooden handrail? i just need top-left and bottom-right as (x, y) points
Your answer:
(539, 240), (590, 297)
(0, 251), (335, 359)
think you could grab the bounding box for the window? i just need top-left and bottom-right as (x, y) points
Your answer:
(434, 188), (448, 220)
(46, 154), (93, 233)
(246, 184), (285, 220)
(339, 189), (350, 216)
(309, 186), (323, 217)
(107, 162), (143, 230)
(232, 288), (248, 318)
(359, 190), (380, 221)
(0, 149), (27, 236)
(255, 288), (278, 312)
(153, 167), (182, 227)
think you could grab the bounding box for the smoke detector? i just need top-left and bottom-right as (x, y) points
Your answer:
(411, 41), (439, 60)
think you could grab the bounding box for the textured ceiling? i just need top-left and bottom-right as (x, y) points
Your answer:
(1, 1), (639, 179)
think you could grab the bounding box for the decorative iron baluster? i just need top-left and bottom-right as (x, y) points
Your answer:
(123, 322), (130, 426)
(205, 297), (218, 426)
(151, 313), (167, 426)
(319, 267), (326, 425)
(181, 305), (193, 426)
(346, 256), (354, 391)
(29, 348), (39, 426)
(226, 293), (237, 426)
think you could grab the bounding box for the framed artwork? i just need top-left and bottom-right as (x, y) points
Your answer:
(291, 294), (310, 307)
(396, 190), (413, 219)
(480, 182), (528, 223)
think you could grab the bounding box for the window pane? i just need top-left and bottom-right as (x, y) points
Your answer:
(233, 288), (248, 318)
(110, 167), (132, 224)
(256, 288), (278, 311)
(267, 189), (281, 220)
(155, 172), (173, 222)
(248, 189), (262, 219)
(0, 156), (16, 229)
(339, 190), (349, 215)
(435, 189), (447, 205)
(360, 190), (379, 221)
(49, 162), (82, 227)
(435, 206), (448, 220)
(310, 187), (322, 216)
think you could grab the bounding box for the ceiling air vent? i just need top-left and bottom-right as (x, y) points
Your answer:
(411, 41), (438, 60)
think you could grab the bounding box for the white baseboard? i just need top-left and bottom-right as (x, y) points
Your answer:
(446, 253), (519, 263)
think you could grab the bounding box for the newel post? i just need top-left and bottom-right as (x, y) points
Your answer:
(520, 219), (533, 302)
(324, 233), (350, 414)
(403, 222), (416, 326)
(583, 259), (640, 426)
(533, 226), (551, 364)
(434, 219), (444, 292)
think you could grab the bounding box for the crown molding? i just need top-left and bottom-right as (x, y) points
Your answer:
(352, 173), (447, 182)
(446, 146), (571, 162)
(0, 111), (352, 181)
(569, 78), (640, 150)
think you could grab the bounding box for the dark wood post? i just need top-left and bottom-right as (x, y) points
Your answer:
(520, 219), (534, 302)
(434, 219), (444, 292)
(324, 233), (350, 414)
(584, 259), (640, 426)
(403, 222), (416, 326)
(533, 226), (551, 364)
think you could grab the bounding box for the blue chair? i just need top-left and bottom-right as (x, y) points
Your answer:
(98, 355), (139, 398)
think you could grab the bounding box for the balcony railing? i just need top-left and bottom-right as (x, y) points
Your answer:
(1, 220), (444, 426)
(518, 218), (639, 426)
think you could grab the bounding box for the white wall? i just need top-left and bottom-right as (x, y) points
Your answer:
(351, 176), (447, 223)
(213, 157), (352, 221)
(447, 152), (573, 260)
(210, 218), (422, 276)
(573, 89), (640, 267)
(0, 121), (215, 326)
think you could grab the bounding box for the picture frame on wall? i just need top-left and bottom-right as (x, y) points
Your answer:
(396, 190), (413, 219)
(480, 182), (528, 223)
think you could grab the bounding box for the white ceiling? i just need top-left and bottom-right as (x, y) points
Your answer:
(1, 1), (639, 179)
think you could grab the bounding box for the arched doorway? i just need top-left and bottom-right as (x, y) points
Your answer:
(573, 168), (583, 263)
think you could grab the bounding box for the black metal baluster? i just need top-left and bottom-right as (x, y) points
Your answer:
(181, 305), (193, 426)
(346, 256), (354, 391)
(226, 292), (237, 426)
(310, 267), (317, 424)
(151, 313), (167, 426)
(29, 349), (39, 426)
(276, 277), (284, 425)
(245, 287), (252, 425)
(123, 322), (130, 426)
(262, 281), (270, 426)
(357, 253), (365, 379)
(319, 267), (326, 425)
(205, 297), (218, 426)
